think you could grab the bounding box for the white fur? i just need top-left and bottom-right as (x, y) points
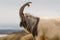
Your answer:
(36, 17), (60, 40)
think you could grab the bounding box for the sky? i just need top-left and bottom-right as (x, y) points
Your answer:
(0, 0), (60, 29)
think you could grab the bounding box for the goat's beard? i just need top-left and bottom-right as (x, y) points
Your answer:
(20, 21), (27, 28)
(20, 22), (23, 27)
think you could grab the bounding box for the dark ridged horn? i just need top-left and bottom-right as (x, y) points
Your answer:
(19, 2), (32, 17)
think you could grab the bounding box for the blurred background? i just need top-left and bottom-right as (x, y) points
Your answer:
(0, 0), (60, 30)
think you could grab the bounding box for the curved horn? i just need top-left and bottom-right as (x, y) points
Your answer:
(19, 2), (32, 17)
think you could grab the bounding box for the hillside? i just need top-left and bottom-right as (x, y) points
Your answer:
(0, 30), (33, 40)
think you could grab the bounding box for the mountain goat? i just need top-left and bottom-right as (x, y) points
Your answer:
(19, 2), (60, 40)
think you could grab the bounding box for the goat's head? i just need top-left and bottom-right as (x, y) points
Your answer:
(19, 2), (32, 28)
(19, 2), (39, 36)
